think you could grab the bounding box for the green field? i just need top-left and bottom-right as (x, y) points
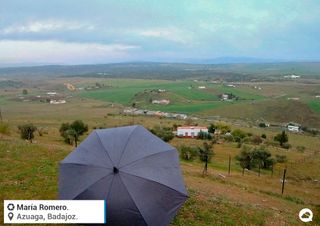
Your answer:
(78, 79), (266, 114)
(309, 100), (320, 113)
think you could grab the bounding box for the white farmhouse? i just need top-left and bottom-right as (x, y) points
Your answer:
(50, 100), (66, 104)
(287, 124), (300, 132)
(152, 99), (170, 105)
(177, 126), (208, 138)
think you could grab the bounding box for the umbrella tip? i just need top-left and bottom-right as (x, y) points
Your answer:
(113, 167), (119, 174)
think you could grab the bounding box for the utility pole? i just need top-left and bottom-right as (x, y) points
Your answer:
(281, 168), (287, 195)
(228, 155), (231, 176)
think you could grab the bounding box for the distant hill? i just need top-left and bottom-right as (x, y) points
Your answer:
(0, 62), (319, 81)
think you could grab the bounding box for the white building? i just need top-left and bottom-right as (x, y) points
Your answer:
(152, 99), (170, 105)
(47, 92), (57, 95)
(287, 125), (300, 132)
(50, 100), (66, 104)
(284, 74), (300, 79)
(177, 126), (208, 138)
(221, 94), (229, 100)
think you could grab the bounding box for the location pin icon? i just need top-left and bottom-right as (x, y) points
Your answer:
(8, 212), (14, 221)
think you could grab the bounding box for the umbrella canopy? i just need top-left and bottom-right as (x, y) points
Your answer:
(59, 125), (188, 226)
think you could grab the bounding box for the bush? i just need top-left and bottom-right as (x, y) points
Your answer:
(274, 131), (288, 146)
(215, 123), (231, 134)
(150, 126), (174, 142)
(259, 122), (267, 128)
(261, 134), (267, 139)
(251, 135), (263, 145)
(281, 143), (291, 149)
(275, 154), (287, 163)
(179, 145), (198, 161)
(207, 124), (216, 133)
(223, 134), (234, 142)
(296, 146), (306, 153)
(18, 123), (37, 142)
(197, 130), (212, 140)
(0, 122), (10, 135)
(231, 129), (247, 140)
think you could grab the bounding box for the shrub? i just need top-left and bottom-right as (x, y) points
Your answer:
(281, 143), (291, 149)
(231, 129), (247, 140)
(150, 126), (174, 142)
(179, 145), (198, 161)
(197, 130), (212, 140)
(251, 135), (263, 145)
(296, 146), (306, 153)
(215, 123), (231, 134)
(261, 134), (267, 139)
(259, 122), (267, 128)
(274, 131), (288, 146)
(275, 154), (287, 163)
(18, 123), (37, 142)
(0, 122), (10, 135)
(208, 123), (216, 133)
(223, 134), (234, 142)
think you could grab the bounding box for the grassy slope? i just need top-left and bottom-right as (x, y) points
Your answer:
(1, 123), (320, 225)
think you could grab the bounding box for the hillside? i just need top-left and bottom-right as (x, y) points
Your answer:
(0, 62), (320, 81)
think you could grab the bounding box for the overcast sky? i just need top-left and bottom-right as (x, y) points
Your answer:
(1, 0), (320, 65)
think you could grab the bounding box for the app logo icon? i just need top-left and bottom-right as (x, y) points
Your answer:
(299, 208), (313, 223)
(7, 203), (15, 211)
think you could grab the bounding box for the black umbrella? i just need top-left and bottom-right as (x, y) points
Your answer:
(59, 125), (188, 226)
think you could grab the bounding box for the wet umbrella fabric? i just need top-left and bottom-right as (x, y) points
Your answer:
(59, 125), (188, 226)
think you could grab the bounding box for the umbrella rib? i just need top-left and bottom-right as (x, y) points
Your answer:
(106, 174), (115, 200)
(116, 125), (139, 167)
(119, 148), (175, 168)
(120, 171), (188, 197)
(66, 144), (113, 169)
(72, 172), (113, 200)
(95, 130), (115, 166)
(118, 174), (148, 226)
(61, 162), (112, 169)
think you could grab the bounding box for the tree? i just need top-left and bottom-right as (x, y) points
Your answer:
(236, 146), (253, 175)
(231, 129), (247, 142)
(208, 123), (216, 134)
(179, 145), (198, 161)
(22, 89), (28, 95)
(274, 131), (288, 146)
(18, 123), (37, 143)
(60, 120), (88, 147)
(215, 123), (231, 134)
(251, 147), (274, 176)
(150, 126), (174, 142)
(197, 130), (212, 140)
(198, 142), (214, 175)
(259, 122), (267, 128)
